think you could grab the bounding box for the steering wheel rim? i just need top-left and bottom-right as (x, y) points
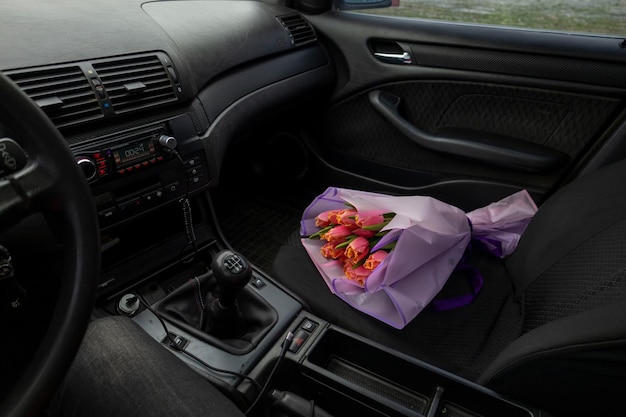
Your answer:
(0, 72), (100, 417)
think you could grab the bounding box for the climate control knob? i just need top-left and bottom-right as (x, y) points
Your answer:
(76, 157), (97, 181)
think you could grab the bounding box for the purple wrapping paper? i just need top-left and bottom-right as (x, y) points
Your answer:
(300, 187), (537, 329)
(466, 190), (538, 258)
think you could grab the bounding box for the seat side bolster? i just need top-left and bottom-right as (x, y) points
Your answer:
(479, 301), (626, 416)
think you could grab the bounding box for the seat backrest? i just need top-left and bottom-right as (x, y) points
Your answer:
(479, 159), (626, 416)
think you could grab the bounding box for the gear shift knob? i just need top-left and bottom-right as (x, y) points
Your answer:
(210, 249), (252, 309)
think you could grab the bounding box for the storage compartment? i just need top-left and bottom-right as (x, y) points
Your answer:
(302, 326), (538, 417)
(95, 192), (216, 299)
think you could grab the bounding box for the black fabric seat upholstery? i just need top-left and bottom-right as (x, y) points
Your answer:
(271, 159), (626, 417)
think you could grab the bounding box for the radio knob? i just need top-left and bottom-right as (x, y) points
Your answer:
(76, 157), (97, 181)
(158, 135), (177, 150)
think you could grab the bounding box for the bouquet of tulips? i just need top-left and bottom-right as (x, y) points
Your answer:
(300, 187), (537, 329)
(308, 207), (397, 287)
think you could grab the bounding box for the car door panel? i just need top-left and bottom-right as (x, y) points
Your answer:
(300, 11), (626, 208)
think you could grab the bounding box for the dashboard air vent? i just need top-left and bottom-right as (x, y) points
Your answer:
(92, 54), (178, 114)
(277, 14), (317, 47)
(6, 66), (103, 128)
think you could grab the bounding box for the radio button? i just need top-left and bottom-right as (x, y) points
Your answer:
(76, 157), (97, 181)
(98, 207), (118, 220)
(158, 135), (178, 150)
(164, 181), (180, 196)
(186, 157), (200, 166)
(187, 165), (202, 177)
(118, 197), (141, 213)
(143, 188), (164, 204)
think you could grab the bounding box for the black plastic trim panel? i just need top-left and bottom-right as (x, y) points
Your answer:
(200, 62), (335, 187)
(199, 45), (331, 122)
(407, 42), (626, 88)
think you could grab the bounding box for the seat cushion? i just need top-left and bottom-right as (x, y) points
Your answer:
(272, 235), (520, 380)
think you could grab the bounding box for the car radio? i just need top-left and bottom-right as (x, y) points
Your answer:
(73, 125), (176, 184)
(70, 116), (211, 229)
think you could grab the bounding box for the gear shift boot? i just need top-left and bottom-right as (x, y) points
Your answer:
(204, 294), (245, 339)
(154, 269), (278, 355)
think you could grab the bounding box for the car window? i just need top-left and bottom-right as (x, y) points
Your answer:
(353, 0), (625, 37)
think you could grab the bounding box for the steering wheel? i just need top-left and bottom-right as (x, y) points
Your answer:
(0, 72), (101, 417)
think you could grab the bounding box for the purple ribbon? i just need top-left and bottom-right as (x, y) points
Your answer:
(471, 236), (504, 258)
(430, 263), (484, 311)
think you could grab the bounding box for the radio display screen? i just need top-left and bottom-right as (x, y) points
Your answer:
(112, 139), (155, 166)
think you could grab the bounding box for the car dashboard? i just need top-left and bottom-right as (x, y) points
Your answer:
(1, 0), (333, 294)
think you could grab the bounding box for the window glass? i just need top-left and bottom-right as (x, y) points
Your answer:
(355, 0), (625, 37)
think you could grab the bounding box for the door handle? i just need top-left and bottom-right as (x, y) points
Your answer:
(373, 51), (413, 65)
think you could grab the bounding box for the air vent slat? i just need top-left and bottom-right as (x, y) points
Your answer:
(50, 109), (103, 122)
(97, 66), (166, 80)
(17, 77), (87, 90)
(27, 87), (94, 100)
(277, 14), (317, 47)
(106, 81), (174, 92)
(108, 95), (179, 113)
(94, 58), (161, 70)
(107, 87), (175, 98)
(99, 74), (172, 88)
(6, 65), (103, 128)
(92, 54), (177, 114)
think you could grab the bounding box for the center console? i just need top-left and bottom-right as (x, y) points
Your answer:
(96, 241), (551, 417)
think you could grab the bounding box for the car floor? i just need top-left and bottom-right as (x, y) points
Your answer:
(209, 129), (325, 274)
(209, 185), (304, 273)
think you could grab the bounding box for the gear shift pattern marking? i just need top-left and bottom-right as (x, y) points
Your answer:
(223, 254), (244, 274)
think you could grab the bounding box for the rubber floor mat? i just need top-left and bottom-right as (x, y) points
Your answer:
(210, 188), (303, 273)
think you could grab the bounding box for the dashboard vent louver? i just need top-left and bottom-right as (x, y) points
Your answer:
(6, 66), (103, 128)
(277, 14), (317, 47)
(92, 54), (177, 114)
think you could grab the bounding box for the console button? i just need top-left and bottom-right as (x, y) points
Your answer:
(251, 277), (266, 289)
(189, 175), (203, 185)
(164, 182), (180, 197)
(187, 165), (202, 177)
(143, 188), (164, 204)
(98, 207), (118, 220)
(186, 156), (201, 166)
(163, 332), (189, 350)
(301, 320), (318, 333)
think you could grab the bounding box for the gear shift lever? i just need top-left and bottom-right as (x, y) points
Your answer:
(205, 249), (252, 338)
(211, 250), (252, 309)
